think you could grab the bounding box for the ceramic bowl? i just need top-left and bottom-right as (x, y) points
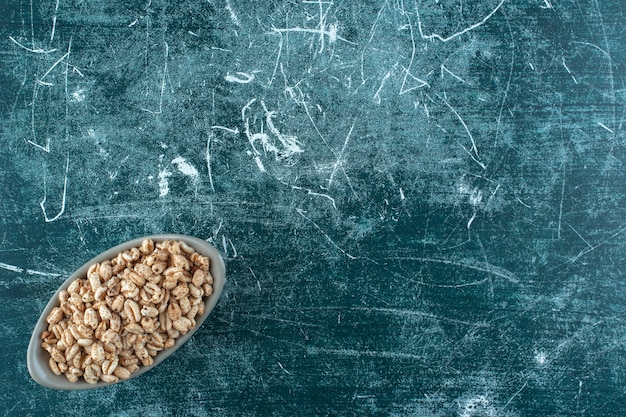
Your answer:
(27, 234), (225, 390)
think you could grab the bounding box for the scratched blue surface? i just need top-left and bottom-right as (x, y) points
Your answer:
(1, 0), (625, 415)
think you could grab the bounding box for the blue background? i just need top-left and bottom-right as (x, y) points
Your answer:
(1, 0), (625, 415)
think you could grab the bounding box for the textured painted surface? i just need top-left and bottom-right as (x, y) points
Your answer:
(1, 0), (625, 415)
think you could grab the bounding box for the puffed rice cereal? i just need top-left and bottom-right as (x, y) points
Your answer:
(41, 239), (213, 384)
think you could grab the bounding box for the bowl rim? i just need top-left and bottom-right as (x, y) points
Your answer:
(26, 234), (226, 390)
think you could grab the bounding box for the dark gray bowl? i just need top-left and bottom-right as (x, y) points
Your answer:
(27, 234), (225, 390)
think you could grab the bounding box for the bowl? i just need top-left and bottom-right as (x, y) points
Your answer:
(27, 234), (225, 390)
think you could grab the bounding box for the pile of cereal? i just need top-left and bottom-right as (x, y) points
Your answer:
(40, 238), (213, 384)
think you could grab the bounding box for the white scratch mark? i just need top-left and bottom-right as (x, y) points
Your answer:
(534, 350), (547, 366)
(209, 46), (232, 52)
(50, 0), (60, 42)
(330, 306), (488, 327)
(159, 41), (170, 112)
(71, 66), (84, 78)
(29, 0), (35, 50)
(271, 24), (355, 50)
(416, 0), (507, 43)
(225, 0), (241, 27)
(267, 41), (283, 88)
(564, 223), (626, 268)
(228, 238), (237, 258)
(431, 278), (489, 289)
(158, 168), (171, 197)
(0, 262), (23, 273)
(242, 100), (303, 170)
(561, 58), (571, 73)
(374, 65), (396, 104)
(328, 120), (356, 187)
(572, 41), (613, 62)
(495, 11), (515, 146)
(262, 101), (304, 157)
(392, 256), (519, 284)
(400, 68), (429, 93)
(241, 98), (256, 121)
(292, 186), (337, 210)
(36, 79), (54, 87)
(206, 132), (215, 192)
(141, 42), (169, 115)
(40, 155), (69, 223)
(597, 122), (613, 133)
(500, 380), (529, 412)
(221, 235), (228, 257)
(296, 209), (357, 259)
(558, 163), (566, 239)
(460, 396), (492, 417)
(171, 156), (199, 180)
(302, 0), (329, 54)
(213, 220), (223, 237)
(562, 57), (578, 84)
(225, 71), (255, 84)
(254, 155), (266, 172)
(399, 188), (405, 200)
(567, 223), (593, 249)
(308, 346), (423, 361)
(71, 88), (86, 103)
(37, 49), (71, 85)
(467, 211), (477, 229)
(590, 0), (617, 132)
(27, 137), (51, 153)
(441, 98), (486, 170)
(25, 269), (63, 277)
(515, 196), (531, 208)
(242, 101), (270, 173)
(8, 36), (57, 54)
(277, 362), (293, 375)
(360, 0), (389, 84)
(441, 64), (466, 83)
(241, 99), (303, 167)
(249, 267), (261, 291)
(399, 5), (430, 94)
(211, 125), (240, 134)
(0, 262), (63, 277)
